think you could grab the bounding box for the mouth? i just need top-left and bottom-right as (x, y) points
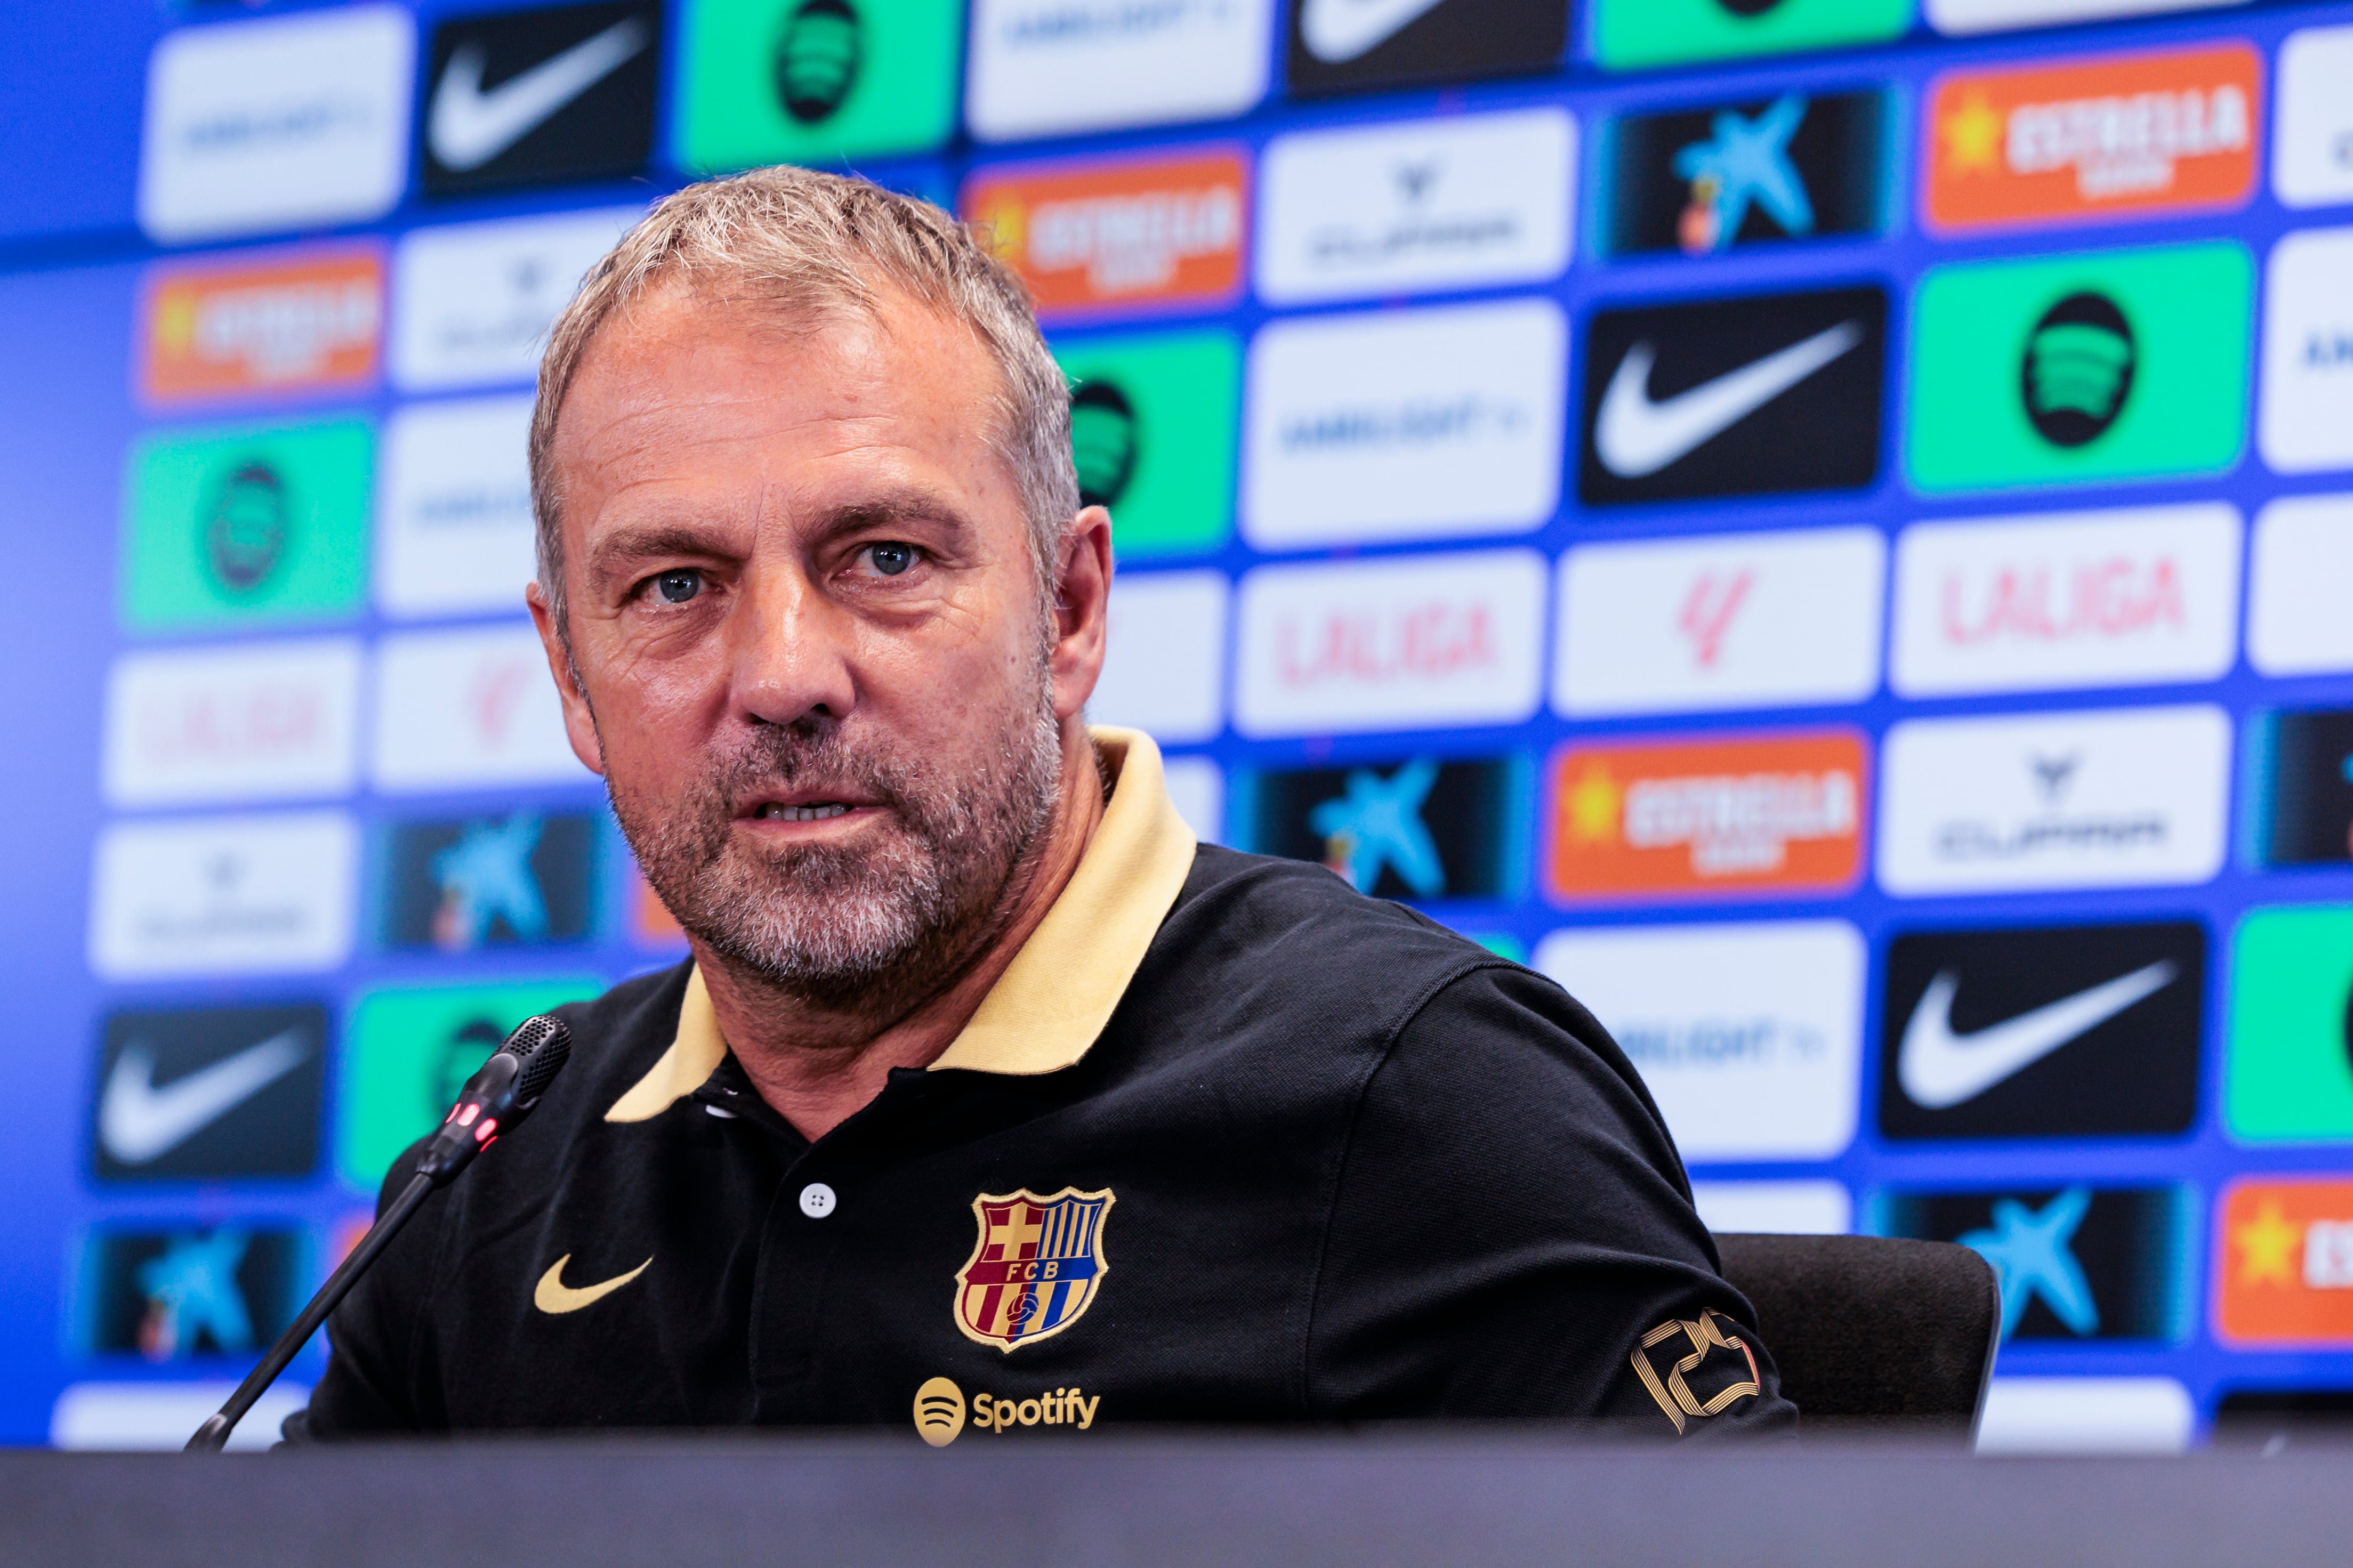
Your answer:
(751, 802), (855, 823)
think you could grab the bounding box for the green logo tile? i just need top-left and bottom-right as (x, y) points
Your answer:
(675, 0), (960, 173)
(1055, 329), (1238, 562)
(1591, 0), (1911, 71)
(2228, 907), (2353, 1144)
(122, 417), (373, 633)
(336, 979), (605, 1192)
(1906, 241), (2250, 496)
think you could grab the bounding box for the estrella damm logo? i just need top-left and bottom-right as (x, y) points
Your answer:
(954, 1186), (1114, 1352)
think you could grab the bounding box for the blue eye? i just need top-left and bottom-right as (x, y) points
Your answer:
(868, 543), (916, 577)
(654, 569), (702, 604)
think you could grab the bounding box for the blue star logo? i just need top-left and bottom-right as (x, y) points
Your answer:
(1959, 1186), (2098, 1341)
(1307, 758), (1445, 899)
(431, 813), (549, 950)
(1671, 94), (1815, 255)
(135, 1227), (255, 1357)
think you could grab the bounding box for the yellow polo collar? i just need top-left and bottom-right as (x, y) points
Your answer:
(606, 726), (1197, 1122)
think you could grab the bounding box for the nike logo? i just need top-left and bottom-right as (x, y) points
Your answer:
(99, 1029), (310, 1166)
(1300, 0), (1447, 62)
(1593, 319), (1864, 480)
(1897, 960), (2178, 1111)
(429, 15), (651, 173)
(534, 1253), (652, 1315)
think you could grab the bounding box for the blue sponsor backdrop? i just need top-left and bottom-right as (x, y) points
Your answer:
(7, 0), (2353, 1446)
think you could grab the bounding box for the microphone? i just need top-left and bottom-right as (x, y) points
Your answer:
(184, 1014), (573, 1452)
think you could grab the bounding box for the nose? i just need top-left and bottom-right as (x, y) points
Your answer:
(730, 556), (858, 731)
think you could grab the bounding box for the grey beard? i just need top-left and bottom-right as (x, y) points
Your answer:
(610, 684), (1065, 1017)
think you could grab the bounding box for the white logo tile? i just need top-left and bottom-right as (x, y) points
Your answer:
(1255, 109), (1574, 305)
(1690, 1181), (1854, 1236)
(2247, 494), (2353, 675)
(138, 6), (413, 243)
(370, 625), (587, 793)
(1234, 549), (1545, 737)
(1242, 298), (1563, 550)
(1877, 705), (2230, 895)
(2261, 228), (2353, 473)
(965, 0), (1271, 142)
(103, 638), (361, 807)
(1890, 504), (2241, 697)
(1975, 1378), (2194, 1457)
(377, 395), (538, 619)
(1925, 0), (2245, 37)
(1161, 754), (1225, 844)
(1536, 922), (1864, 1162)
(90, 811), (356, 977)
(2275, 26), (2353, 208)
(1091, 571), (1229, 745)
(1555, 527), (1883, 717)
(390, 206), (643, 392)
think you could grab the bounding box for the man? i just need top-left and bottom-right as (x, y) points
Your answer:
(295, 168), (1793, 1440)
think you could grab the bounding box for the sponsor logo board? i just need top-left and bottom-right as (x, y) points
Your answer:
(2217, 1179), (2353, 1345)
(966, 0), (1270, 142)
(1877, 705), (2229, 895)
(1055, 330), (1238, 561)
(1286, 0), (1567, 97)
(678, 0), (961, 170)
(1872, 1185), (2190, 1344)
(2261, 227), (2353, 475)
(1906, 241), (2251, 494)
(76, 1226), (305, 1361)
(1924, 45), (2260, 233)
(1592, 0), (1909, 72)
(1878, 921), (2203, 1141)
(90, 1003), (327, 1183)
(1544, 730), (1867, 901)
(1599, 90), (1888, 260)
(370, 626), (588, 793)
(1535, 920), (1863, 1160)
(1889, 503), (2241, 698)
(376, 395), (538, 619)
(390, 207), (644, 392)
(1554, 527), (1884, 717)
(122, 418), (372, 633)
(420, 1), (660, 198)
(1255, 108), (1573, 303)
(103, 638), (362, 807)
(381, 811), (599, 952)
(1689, 1181), (1853, 1235)
(1243, 298), (1564, 549)
(139, 247), (383, 405)
(2249, 496), (2353, 676)
(138, 5), (414, 243)
(2225, 904), (2353, 1143)
(1577, 285), (1885, 507)
(1092, 571), (1228, 745)
(964, 151), (1247, 319)
(89, 811), (357, 979)
(336, 979), (603, 1191)
(1231, 753), (1527, 902)
(2249, 708), (2353, 868)
(1234, 549), (1545, 737)
(2275, 25), (2353, 209)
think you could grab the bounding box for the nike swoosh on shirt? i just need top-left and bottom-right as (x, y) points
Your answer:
(1592, 319), (1864, 480)
(429, 15), (651, 173)
(1897, 960), (2178, 1111)
(1300, 0), (1448, 62)
(99, 1029), (310, 1166)
(535, 1253), (654, 1315)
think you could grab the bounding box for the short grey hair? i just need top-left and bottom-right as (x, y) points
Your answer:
(527, 165), (1079, 643)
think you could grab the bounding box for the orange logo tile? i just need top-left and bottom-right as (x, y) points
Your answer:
(140, 245), (384, 403)
(1926, 43), (2260, 233)
(2216, 1179), (2353, 1346)
(1545, 730), (1867, 900)
(963, 149), (1246, 317)
(632, 868), (687, 948)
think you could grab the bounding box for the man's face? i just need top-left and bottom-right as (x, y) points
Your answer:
(535, 283), (1103, 1008)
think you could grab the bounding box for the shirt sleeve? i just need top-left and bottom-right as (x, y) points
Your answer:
(279, 1136), (452, 1441)
(1303, 960), (1799, 1437)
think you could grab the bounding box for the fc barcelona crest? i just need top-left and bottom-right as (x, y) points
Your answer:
(954, 1186), (1115, 1352)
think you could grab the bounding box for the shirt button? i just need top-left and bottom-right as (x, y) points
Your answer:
(799, 1183), (837, 1219)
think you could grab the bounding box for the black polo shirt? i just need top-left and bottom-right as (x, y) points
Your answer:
(294, 731), (1795, 1442)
